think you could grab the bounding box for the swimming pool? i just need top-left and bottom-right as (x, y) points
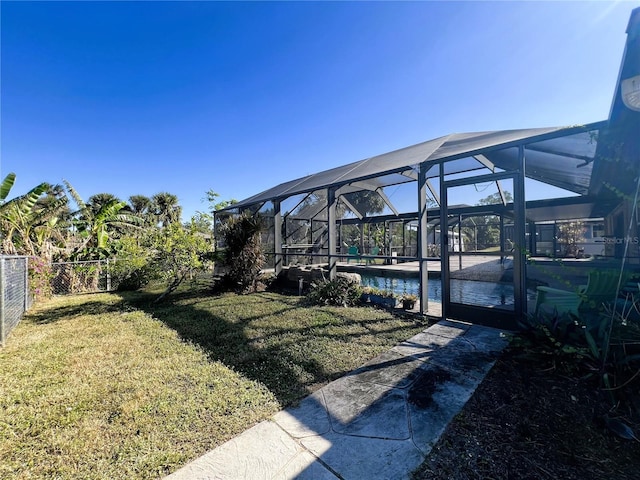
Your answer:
(360, 273), (535, 307)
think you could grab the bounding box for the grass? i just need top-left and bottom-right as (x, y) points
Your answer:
(0, 287), (427, 479)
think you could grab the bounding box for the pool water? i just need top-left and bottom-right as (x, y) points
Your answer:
(360, 274), (535, 307)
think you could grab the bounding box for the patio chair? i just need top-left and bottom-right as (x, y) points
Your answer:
(347, 246), (360, 263)
(366, 246), (380, 265)
(534, 269), (630, 317)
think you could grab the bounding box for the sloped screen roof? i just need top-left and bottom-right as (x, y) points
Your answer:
(223, 121), (606, 211)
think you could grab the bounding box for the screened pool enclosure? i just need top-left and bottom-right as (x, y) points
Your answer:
(216, 8), (640, 329)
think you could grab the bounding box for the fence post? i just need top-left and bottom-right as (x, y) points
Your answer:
(106, 259), (111, 291)
(1, 258), (5, 347)
(24, 257), (30, 311)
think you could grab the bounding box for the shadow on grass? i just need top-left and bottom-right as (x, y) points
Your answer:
(26, 296), (127, 325)
(114, 288), (339, 406)
(112, 287), (427, 407)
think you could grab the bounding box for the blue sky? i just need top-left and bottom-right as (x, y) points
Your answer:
(1, 1), (636, 219)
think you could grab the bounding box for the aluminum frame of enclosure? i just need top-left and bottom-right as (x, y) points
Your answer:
(218, 121), (618, 329)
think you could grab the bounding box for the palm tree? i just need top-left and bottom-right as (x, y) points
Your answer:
(30, 184), (69, 260)
(88, 193), (121, 217)
(128, 195), (153, 226)
(129, 195), (151, 214)
(220, 212), (266, 292)
(150, 192), (182, 228)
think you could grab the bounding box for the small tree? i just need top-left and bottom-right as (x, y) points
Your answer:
(220, 212), (265, 293)
(340, 190), (385, 217)
(204, 189), (238, 213)
(151, 221), (212, 302)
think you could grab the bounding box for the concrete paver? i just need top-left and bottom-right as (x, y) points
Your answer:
(165, 320), (508, 480)
(299, 434), (424, 480)
(166, 421), (315, 480)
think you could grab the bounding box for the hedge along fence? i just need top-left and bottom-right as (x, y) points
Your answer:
(50, 259), (115, 295)
(0, 256), (31, 347)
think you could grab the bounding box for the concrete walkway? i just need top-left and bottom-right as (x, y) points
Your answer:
(165, 320), (508, 480)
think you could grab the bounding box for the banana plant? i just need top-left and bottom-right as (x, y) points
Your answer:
(64, 180), (142, 259)
(0, 173), (61, 257)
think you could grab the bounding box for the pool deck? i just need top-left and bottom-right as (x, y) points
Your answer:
(338, 254), (510, 278)
(337, 254), (606, 288)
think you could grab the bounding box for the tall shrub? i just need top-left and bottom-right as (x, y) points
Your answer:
(220, 212), (265, 293)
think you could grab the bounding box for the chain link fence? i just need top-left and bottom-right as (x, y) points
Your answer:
(1, 256), (31, 347)
(1, 258), (119, 346)
(51, 259), (115, 295)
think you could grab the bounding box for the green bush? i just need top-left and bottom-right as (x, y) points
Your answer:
(307, 277), (362, 307)
(516, 309), (590, 360)
(110, 236), (154, 291)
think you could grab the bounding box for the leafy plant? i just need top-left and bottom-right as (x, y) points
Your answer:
(516, 310), (591, 363)
(28, 255), (53, 301)
(401, 293), (418, 309)
(517, 289), (640, 410)
(0, 172), (16, 201)
(307, 276), (362, 307)
(361, 286), (380, 295)
(583, 294), (640, 391)
(110, 235), (154, 291)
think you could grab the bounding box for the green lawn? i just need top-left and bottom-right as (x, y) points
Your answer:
(0, 288), (427, 479)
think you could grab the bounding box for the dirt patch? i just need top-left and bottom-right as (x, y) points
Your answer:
(408, 367), (452, 409)
(413, 348), (640, 479)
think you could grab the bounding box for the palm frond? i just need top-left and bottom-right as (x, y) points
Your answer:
(0, 183), (49, 218)
(112, 212), (144, 225)
(94, 200), (127, 225)
(63, 179), (87, 211)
